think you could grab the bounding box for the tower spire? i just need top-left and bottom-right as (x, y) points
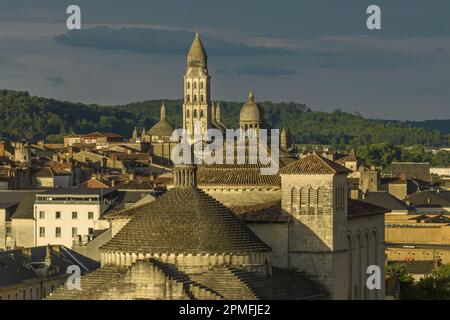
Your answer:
(160, 101), (166, 120)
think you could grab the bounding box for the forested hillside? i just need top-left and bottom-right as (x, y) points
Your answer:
(0, 89), (448, 148)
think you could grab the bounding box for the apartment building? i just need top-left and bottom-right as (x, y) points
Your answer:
(34, 188), (116, 247)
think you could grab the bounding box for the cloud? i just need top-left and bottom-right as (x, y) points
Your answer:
(46, 75), (66, 88)
(54, 26), (291, 57)
(220, 65), (296, 77)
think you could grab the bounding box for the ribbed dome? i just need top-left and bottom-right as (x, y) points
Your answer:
(101, 187), (270, 255)
(240, 91), (262, 123)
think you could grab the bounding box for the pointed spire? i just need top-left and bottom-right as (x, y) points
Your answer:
(248, 91), (255, 102)
(281, 128), (287, 149)
(216, 103), (222, 123)
(187, 29), (207, 62)
(160, 101), (166, 120)
(141, 126), (146, 139)
(211, 102), (216, 122)
(132, 126), (138, 139)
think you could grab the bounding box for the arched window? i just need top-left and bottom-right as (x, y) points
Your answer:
(194, 95), (197, 102)
(200, 110), (204, 118)
(200, 81), (204, 89)
(186, 110), (190, 117)
(187, 94), (190, 102)
(300, 187), (307, 208)
(193, 110), (197, 118)
(193, 82), (197, 89)
(187, 82), (190, 89)
(201, 94), (204, 102)
(291, 187), (298, 213)
(308, 187), (317, 208)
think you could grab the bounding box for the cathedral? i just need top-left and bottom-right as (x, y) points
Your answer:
(48, 32), (386, 300)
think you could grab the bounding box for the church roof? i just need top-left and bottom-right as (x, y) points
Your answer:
(187, 32), (207, 60)
(148, 120), (175, 136)
(279, 153), (352, 175)
(101, 186), (270, 255)
(197, 164), (280, 186)
(240, 91), (262, 123)
(148, 103), (175, 137)
(229, 200), (289, 223)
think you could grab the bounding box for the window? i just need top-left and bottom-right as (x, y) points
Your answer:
(187, 82), (190, 89)
(88, 212), (94, 220)
(193, 82), (197, 89)
(72, 227), (78, 236)
(55, 227), (61, 238)
(187, 94), (190, 102)
(39, 227), (45, 238)
(72, 212), (78, 220)
(186, 110), (190, 117)
(23, 290), (26, 299)
(200, 94), (204, 102)
(194, 95), (197, 102)
(39, 211), (45, 219)
(200, 110), (204, 118)
(200, 81), (204, 89)
(194, 110), (197, 118)
(55, 211), (61, 219)
(88, 228), (94, 235)
(6, 226), (11, 236)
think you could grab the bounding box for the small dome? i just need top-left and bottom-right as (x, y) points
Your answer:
(239, 91), (262, 123)
(149, 102), (175, 137)
(148, 120), (175, 137)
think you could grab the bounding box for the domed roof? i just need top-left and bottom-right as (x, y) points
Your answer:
(240, 91), (262, 123)
(149, 102), (175, 137)
(101, 186), (270, 255)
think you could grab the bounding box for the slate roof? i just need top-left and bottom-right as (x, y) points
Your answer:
(406, 190), (450, 208)
(101, 186), (271, 255)
(279, 153), (352, 175)
(0, 191), (41, 220)
(348, 199), (390, 219)
(361, 191), (410, 211)
(0, 246), (99, 288)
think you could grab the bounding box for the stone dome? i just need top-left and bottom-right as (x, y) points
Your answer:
(149, 102), (175, 137)
(239, 91), (262, 123)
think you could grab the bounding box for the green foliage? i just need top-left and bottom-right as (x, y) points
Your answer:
(356, 143), (449, 170)
(0, 89), (448, 148)
(391, 264), (450, 300)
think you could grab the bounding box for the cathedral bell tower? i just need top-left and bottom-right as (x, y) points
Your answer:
(183, 31), (211, 142)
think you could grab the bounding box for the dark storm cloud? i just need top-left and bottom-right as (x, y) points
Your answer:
(46, 75), (66, 87)
(221, 65), (296, 77)
(54, 26), (291, 56)
(54, 26), (426, 70)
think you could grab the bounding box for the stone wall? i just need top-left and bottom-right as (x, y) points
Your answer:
(247, 223), (288, 268)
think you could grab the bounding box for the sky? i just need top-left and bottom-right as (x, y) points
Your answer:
(0, 0), (449, 120)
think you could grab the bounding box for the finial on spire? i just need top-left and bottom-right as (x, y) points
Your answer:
(248, 91), (255, 102)
(160, 101), (167, 120)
